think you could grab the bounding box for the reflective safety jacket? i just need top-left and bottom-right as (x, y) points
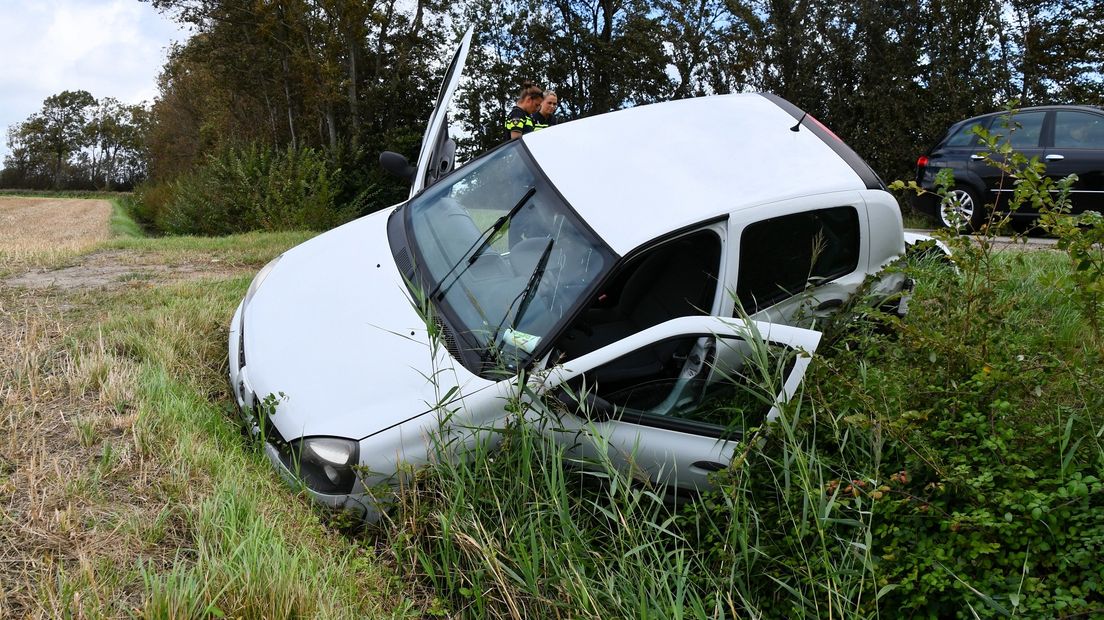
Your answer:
(505, 105), (534, 138)
(532, 111), (557, 131)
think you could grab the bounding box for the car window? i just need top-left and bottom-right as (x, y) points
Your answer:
(991, 111), (1045, 149)
(1054, 111), (1104, 149)
(944, 119), (987, 148)
(735, 206), (860, 313)
(560, 333), (799, 437)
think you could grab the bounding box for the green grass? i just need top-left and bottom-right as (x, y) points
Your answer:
(110, 197), (144, 239)
(101, 230), (317, 266)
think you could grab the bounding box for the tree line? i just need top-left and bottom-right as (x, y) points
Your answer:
(2, 0), (1101, 225)
(2, 91), (149, 190)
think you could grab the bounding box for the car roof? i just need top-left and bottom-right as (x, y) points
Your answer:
(959, 104), (1104, 125)
(520, 93), (868, 256)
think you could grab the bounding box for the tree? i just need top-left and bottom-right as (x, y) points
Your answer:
(36, 90), (97, 188)
(1, 91), (149, 190)
(998, 0), (1104, 105)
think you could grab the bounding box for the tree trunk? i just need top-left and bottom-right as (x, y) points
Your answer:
(282, 57), (298, 149)
(347, 37), (359, 145)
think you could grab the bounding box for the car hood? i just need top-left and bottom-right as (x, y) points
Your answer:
(242, 207), (489, 441)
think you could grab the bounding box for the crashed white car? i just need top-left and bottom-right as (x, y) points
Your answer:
(228, 30), (923, 515)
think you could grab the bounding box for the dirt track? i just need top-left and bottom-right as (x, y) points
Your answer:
(0, 197), (112, 255)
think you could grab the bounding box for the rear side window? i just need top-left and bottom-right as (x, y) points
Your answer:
(944, 119), (987, 147)
(736, 207), (860, 313)
(1054, 111), (1104, 149)
(991, 111), (1046, 149)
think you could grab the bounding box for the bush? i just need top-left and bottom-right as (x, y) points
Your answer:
(137, 144), (375, 236)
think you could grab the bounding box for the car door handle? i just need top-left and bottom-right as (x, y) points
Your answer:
(1045, 154), (1065, 161)
(970, 154), (985, 160)
(814, 298), (844, 311)
(691, 461), (726, 472)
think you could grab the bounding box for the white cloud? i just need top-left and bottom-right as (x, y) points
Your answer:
(0, 0), (187, 158)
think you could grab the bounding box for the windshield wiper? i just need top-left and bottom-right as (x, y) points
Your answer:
(467, 186), (536, 267)
(429, 186), (537, 302)
(488, 237), (555, 356)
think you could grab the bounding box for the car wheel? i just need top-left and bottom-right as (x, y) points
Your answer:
(938, 186), (982, 231)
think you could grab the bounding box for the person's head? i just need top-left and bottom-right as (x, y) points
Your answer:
(517, 81), (543, 113)
(1070, 123), (1090, 143)
(539, 91), (559, 117)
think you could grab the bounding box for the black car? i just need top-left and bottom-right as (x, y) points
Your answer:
(913, 105), (1104, 230)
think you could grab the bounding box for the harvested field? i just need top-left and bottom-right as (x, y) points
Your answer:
(0, 197), (111, 256)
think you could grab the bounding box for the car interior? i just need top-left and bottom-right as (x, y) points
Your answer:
(552, 230), (722, 382)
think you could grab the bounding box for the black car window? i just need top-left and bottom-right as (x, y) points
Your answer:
(735, 206), (860, 313)
(944, 119), (986, 147)
(1054, 111), (1104, 149)
(992, 111), (1045, 149)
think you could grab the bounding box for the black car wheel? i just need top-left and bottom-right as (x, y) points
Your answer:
(938, 186), (985, 231)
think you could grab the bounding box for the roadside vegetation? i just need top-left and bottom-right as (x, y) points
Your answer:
(370, 247), (1102, 618)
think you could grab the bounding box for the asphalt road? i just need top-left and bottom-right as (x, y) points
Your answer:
(905, 228), (1059, 250)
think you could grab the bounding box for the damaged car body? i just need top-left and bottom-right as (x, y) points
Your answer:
(228, 28), (928, 517)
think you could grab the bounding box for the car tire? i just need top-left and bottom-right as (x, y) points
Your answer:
(938, 185), (984, 232)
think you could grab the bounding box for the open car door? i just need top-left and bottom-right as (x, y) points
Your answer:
(533, 315), (821, 492)
(409, 27), (474, 198)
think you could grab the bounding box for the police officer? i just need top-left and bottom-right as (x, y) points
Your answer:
(505, 81), (543, 140)
(532, 91), (559, 131)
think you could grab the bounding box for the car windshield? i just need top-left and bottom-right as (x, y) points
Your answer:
(406, 143), (614, 369)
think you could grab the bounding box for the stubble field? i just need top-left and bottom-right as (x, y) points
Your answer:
(0, 197), (112, 257)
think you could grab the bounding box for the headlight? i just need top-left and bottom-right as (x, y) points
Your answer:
(285, 436), (360, 494)
(244, 255), (282, 308)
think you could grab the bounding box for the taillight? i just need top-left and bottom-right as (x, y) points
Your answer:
(807, 114), (842, 143)
(917, 155), (929, 169)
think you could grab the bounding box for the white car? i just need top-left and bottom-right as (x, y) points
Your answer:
(228, 29), (920, 516)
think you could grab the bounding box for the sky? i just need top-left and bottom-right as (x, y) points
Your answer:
(0, 0), (188, 160)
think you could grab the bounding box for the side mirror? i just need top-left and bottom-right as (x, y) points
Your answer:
(379, 151), (416, 184)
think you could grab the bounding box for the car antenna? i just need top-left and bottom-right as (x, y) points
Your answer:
(790, 112), (807, 132)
